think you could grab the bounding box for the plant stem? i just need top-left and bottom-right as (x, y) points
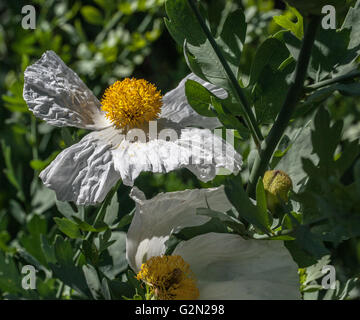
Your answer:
(73, 181), (121, 265)
(305, 70), (360, 91)
(247, 15), (321, 196)
(56, 183), (120, 300)
(187, 0), (264, 147)
(56, 282), (65, 299)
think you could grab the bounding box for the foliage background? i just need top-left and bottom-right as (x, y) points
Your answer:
(0, 0), (359, 299)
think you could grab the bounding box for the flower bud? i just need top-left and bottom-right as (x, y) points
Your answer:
(263, 170), (292, 213)
(284, 0), (342, 16)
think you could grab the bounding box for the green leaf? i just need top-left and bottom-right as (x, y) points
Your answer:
(19, 215), (48, 266)
(216, 9), (246, 68)
(256, 178), (268, 220)
(56, 200), (77, 219)
(312, 108), (343, 167)
(196, 208), (246, 235)
(101, 278), (112, 300)
(104, 192), (120, 226)
(209, 96), (250, 138)
(54, 217), (83, 239)
(106, 279), (135, 300)
(294, 226), (330, 259)
(97, 231), (127, 280)
(80, 6), (103, 25)
(285, 240), (317, 268)
(279, 25), (355, 81)
(40, 235), (57, 264)
(341, 0), (360, 54)
(273, 6), (303, 40)
(82, 239), (99, 265)
(165, 1), (245, 90)
(83, 264), (102, 300)
(334, 140), (360, 177)
(225, 177), (271, 234)
(49, 235), (90, 297)
(274, 122), (318, 192)
(249, 37), (290, 86)
(31, 185), (56, 214)
(9, 200), (26, 224)
(0, 252), (22, 294)
(184, 79), (217, 117)
(72, 216), (107, 233)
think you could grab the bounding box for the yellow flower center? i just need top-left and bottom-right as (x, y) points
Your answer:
(136, 255), (199, 300)
(101, 78), (162, 129)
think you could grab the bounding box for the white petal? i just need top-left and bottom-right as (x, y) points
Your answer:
(112, 137), (188, 186)
(174, 233), (300, 300)
(180, 128), (243, 182)
(23, 50), (109, 129)
(126, 186), (233, 272)
(161, 73), (226, 129)
(39, 128), (121, 205)
(112, 125), (242, 186)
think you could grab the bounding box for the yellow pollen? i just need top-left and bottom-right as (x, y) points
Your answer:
(136, 255), (200, 300)
(101, 78), (162, 129)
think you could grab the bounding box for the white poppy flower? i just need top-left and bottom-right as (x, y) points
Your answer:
(23, 51), (242, 205)
(126, 186), (301, 300)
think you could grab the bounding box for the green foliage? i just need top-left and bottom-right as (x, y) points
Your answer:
(165, 0), (245, 91)
(273, 6), (303, 40)
(1, 0), (360, 301)
(225, 177), (271, 234)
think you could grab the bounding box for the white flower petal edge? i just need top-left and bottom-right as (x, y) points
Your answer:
(112, 126), (242, 186)
(40, 128), (121, 205)
(173, 233), (301, 300)
(161, 73), (226, 129)
(23, 50), (110, 130)
(126, 186), (233, 272)
(180, 128), (243, 182)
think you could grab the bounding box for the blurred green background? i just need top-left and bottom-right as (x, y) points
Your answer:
(0, 0), (359, 299)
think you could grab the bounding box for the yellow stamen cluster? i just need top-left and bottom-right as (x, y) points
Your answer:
(136, 255), (200, 300)
(101, 78), (162, 129)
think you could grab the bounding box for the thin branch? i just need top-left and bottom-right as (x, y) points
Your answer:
(187, 0), (264, 147)
(305, 70), (360, 91)
(247, 15), (321, 196)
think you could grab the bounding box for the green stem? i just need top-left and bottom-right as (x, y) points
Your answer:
(56, 181), (120, 300)
(247, 15), (321, 196)
(73, 181), (121, 265)
(187, 0), (264, 147)
(30, 117), (38, 161)
(255, 228), (295, 240)
(56, 282), (65, 299)
(305, 70), (360, 91)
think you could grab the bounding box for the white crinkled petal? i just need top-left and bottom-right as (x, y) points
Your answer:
(112, 138), (190, 186)
(126, 186), (233, 272)
(111, 127), (242, 186)
(161, 73), (226, 129)
(179, 128), (243, 182)
(39, 128), (121, 205)
(23, 50), (109, 129)
(173, 233), (301, 300)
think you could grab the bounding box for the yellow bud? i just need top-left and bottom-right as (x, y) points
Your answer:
(263, 170), (293, 213)
(285, 0), (344, 15)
